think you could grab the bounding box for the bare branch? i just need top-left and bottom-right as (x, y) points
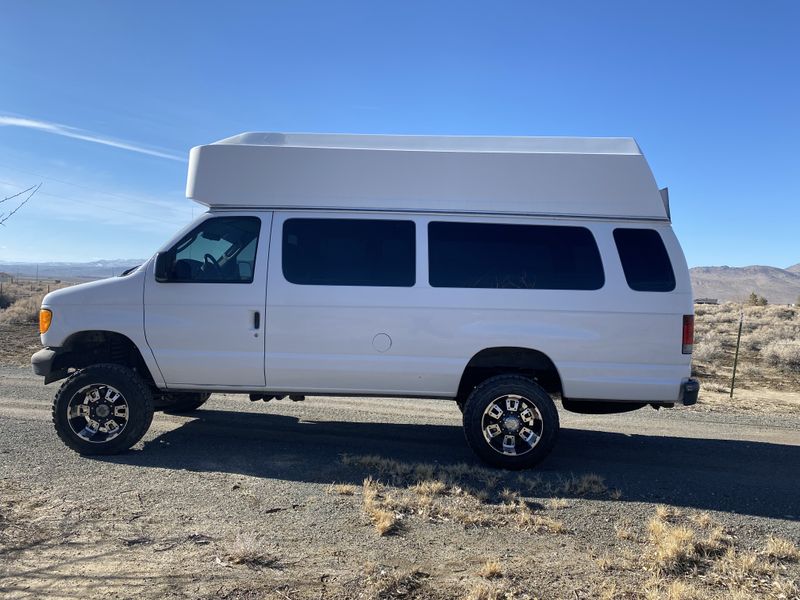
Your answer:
(0, 184), (37, 205)
(0, 183), (42, 226)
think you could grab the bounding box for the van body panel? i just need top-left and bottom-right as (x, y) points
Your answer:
(39, 267), (166, 387)
(261, 211), (692, 401)
(142, 211), (272, 387)
(187, 134), (668, 220)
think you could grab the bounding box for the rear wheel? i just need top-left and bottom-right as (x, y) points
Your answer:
(462, 374), (559, 469)
(156, 392), (211, 414)
(52, 364), (154, 455)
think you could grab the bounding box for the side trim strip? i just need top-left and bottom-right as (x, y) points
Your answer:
(204, 205), (671, 223)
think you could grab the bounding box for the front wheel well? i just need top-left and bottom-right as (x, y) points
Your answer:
(456, 347), (563, 404)
(52, 331), (155, 385)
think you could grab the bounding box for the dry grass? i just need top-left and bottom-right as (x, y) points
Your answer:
(476, 559), (503, 579)
(341, 454), (501, 489)
(545, 497), (569, 510)
(762, 340), (800, 372)
(693, 339), (726, 363)
(340, 455), (577, 537)
(0, 280), (70, 324)
(513, 510), (565, 534)
(648, 517), (697, 575)
(0, 294), (44, 324)
(635, 508), (800, 598)
(327, 483), (358, 496)
(409, 480), (447, 497)
(557, 473), (607, 496)
(655, 505), (681, 522)
(359, 566), (432, 599)
(226, 533), (277, 568)
(712, 547), (775, 588)
(693, 303), (800, 411)
(646, 508), (731, 576)
(464, 581), (514, 600)
(643, 579), (706, 600)
(688, 512), (713, 528)
(362, 477), (399, 536)
(615, 518), (636, 541)
(594, 553), (614, 572)
(764, 535), (800, 562)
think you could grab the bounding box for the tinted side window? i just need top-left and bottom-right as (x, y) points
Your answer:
(613, 228), (676, 292)
(428, 222), (604, 290)
(282, 218), (415, 286)
(157, 216), (261, 283)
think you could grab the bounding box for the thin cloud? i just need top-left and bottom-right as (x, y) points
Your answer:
(0, 115), (187, 162)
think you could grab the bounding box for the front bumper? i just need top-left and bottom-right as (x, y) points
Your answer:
(679, 378), (700, 406)
(31, 347), (68, 384)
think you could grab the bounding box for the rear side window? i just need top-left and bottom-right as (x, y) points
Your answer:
(613, 228), (676, 292)
(428, 222), (604, 290)
(282, 218), (415, 286)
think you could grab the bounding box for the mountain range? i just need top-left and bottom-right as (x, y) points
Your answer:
(2, 260), (799, 304)
(0, 259), (146, 281)
(690, 264), (800, 304)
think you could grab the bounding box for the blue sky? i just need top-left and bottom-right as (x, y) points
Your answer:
(1, 0), (798, 267)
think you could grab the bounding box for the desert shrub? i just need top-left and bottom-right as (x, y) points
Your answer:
(692, 340), (725, 363)
(735, 361), (760, 377)
(762, 340), (800, 372)
(767, 306), (797, 321)
(747, 292), (768, 306)
(697, 329), (723, 343)
(0, 290), (12, 310)
(0, 295), (43, 324)
(742, 330), (769, 352)
(703, 311), (739, 325)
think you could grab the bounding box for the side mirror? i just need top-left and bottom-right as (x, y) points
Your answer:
(154, 252), (171, 282)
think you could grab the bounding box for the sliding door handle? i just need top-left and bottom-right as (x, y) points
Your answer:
(253, 311), (261, 329)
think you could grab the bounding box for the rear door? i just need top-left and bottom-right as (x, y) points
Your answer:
(144, 212), (271, 388)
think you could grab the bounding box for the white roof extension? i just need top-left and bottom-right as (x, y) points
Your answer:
(186, 133), (669, 221)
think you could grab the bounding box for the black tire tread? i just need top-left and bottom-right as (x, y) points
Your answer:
(52, 363), (154, 455)
(462, 374), (559, 470)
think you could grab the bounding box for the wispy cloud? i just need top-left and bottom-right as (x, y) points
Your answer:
(0, 114), (186, 162)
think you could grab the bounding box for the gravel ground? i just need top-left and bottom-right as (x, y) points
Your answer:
(1, 362), (799, 599)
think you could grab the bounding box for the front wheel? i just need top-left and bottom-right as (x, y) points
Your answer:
(52, 364), (154, 455)
(462, 375), (559, 469)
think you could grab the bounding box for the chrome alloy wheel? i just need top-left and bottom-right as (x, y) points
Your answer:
(481, 394), (543, 456)
(66, 384), (129, 443)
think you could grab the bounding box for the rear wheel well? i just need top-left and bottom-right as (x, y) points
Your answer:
(456, 347), (562, 404)
(53, 331), (155, 385)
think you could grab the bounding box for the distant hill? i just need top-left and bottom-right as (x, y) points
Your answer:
(0, 260), (146, 281)
(690, 265), (800, 304)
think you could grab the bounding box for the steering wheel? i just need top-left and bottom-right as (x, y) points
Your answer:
(203, 253), (222, 275)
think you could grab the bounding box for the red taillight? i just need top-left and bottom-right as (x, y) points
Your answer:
(682, 315), (694, 354)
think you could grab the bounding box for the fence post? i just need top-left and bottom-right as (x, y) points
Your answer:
(730, 310), (743, 398)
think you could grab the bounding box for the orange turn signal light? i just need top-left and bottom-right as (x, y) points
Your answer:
(39, 309), (52, 334)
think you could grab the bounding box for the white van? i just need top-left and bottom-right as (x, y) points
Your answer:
(32, 133), (698, 469)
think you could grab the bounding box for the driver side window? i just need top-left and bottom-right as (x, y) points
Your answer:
(156, 216), (261, 283)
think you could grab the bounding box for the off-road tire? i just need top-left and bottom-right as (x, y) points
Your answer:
(462, 374), (559, 469)
(158, 392), (211, 414)
(52, 363), (154, 455)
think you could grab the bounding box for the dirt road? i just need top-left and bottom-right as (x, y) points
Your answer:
(1, 365), (798, 599)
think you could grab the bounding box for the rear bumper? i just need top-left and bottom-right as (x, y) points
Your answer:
(679, 378), (700, 406)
